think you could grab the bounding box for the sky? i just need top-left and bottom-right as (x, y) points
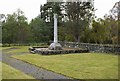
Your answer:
(0, 0), (119, 22)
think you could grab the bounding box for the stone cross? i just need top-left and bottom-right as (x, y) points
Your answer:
(49, 14), (62, 50)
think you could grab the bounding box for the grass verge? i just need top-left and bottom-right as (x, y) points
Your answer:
(1, 62), (34, 79)
(2, 46), (30, 54)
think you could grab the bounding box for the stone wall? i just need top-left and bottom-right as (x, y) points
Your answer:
(59, 42), (120, 54)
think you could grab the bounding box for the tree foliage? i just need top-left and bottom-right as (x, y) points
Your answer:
(30, 15), (51, 43)
(2, 9), (30, 44)
(2, 1), (119, 45)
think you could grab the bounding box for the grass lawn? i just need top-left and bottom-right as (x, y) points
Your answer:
(1, 47), (12, 50)
(1, 62), (34, 79)
(12, 52), (118, 79)
(0, 62), (1, 81)
(2, 46), (118, 79)
(2, 46), (30, 54)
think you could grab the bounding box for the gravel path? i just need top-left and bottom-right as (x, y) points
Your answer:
(2, 48), (74, 79)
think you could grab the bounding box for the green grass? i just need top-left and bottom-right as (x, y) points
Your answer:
(12, 53), (118, 79)
(0, 62), (2, 81)
(0, 47), (2, 50)
(8, 46), (30, 53)
(1, 62), (34, 79)
(3, 46), (118, 79)
(2, 46), (30, 54)
(1, 47), (12, 50)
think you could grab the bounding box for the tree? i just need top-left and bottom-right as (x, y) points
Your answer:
(84, 1), (120, 44)
(0, 14), (6, 43)
(64, 1), (94, 42)
(40, 2), (64, 41)
(40, 2), (63, 23)
(91, 19), (109, 44)
(2, 14), (17, 43)
(110, 1), (120, 44)
(29, 15), (51, 43)
(2, 9), (31, 44)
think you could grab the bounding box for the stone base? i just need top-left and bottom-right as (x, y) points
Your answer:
(30, 48), (89, 55)
(49, 42), (62, 50)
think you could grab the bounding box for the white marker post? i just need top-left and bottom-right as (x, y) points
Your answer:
(54, 14), (58, 43)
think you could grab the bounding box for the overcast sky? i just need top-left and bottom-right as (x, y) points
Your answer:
(0, 0), (119, 22)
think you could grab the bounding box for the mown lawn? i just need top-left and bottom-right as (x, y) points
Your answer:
(12, 53), (118, 79)
(2, 46), (118, 79)
(1, 47), (12, 50)
(0, 47), (2, 50)
(1, 62), (34, 79)
(2, 46), (30, 54)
